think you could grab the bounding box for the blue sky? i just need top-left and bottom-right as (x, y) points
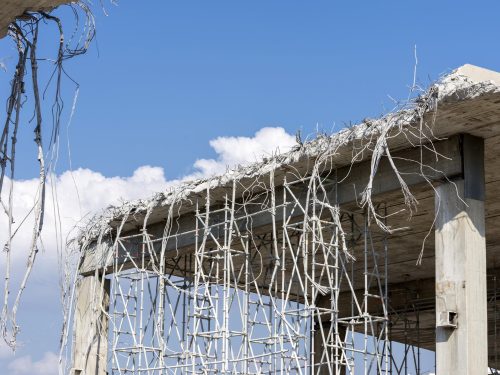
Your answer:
(0, 1), (499, 373)
(2, 1), (500, 180)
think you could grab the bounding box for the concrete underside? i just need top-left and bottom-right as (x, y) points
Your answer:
(0, 0), (70, 38)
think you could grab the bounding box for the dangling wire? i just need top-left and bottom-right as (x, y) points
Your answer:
(0, 4), (95, 350)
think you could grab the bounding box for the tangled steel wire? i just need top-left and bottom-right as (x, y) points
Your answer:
(0, 3), (95, 349)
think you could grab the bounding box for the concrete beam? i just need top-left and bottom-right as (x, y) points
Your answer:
(435, 135), (487, 374)
(80, 136), (464, 275)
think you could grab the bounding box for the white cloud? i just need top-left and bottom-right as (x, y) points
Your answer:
(0, 126), (296, 331)
(7, 351), (58, 375)
(192, 127), (296, 177)
(0, 340), (14, 359)
(0, 165), (170, 269)
(0, 127), (295, 370)
(0, 128), (295, 266)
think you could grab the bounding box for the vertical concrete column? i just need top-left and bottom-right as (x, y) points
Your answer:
(72, 274), (110, 375)
(435, 135), (487, 374)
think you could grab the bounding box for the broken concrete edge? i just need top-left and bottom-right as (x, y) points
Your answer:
(0, 0), (73, 39)
(72, 64), (500, 247)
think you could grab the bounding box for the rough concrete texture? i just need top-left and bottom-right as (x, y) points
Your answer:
(0, 0), (71, 38)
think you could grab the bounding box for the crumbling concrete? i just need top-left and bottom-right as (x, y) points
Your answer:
(0, 0), (71, 38)
(76, 64), (500, 247)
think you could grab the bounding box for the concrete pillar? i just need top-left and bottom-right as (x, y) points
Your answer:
(72, 275), (110, 375)
(435, 135), (487, 374)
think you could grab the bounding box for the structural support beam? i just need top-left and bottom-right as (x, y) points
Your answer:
(72, 275), (110, 375)
(435, 135), (487, 374)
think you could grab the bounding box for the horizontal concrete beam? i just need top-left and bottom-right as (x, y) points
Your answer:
(80, 136), (464, 275)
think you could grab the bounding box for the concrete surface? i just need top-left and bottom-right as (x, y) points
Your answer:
(0, 0), (70, 38)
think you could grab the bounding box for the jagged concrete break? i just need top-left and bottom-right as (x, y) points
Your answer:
(0, 0), (71, 38)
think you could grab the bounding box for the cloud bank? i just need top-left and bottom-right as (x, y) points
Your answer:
(193, 127), (296, 177)
(0, 127), (296, 374)
(1, 126), (295, 267)
(7, 352), (58, 375)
